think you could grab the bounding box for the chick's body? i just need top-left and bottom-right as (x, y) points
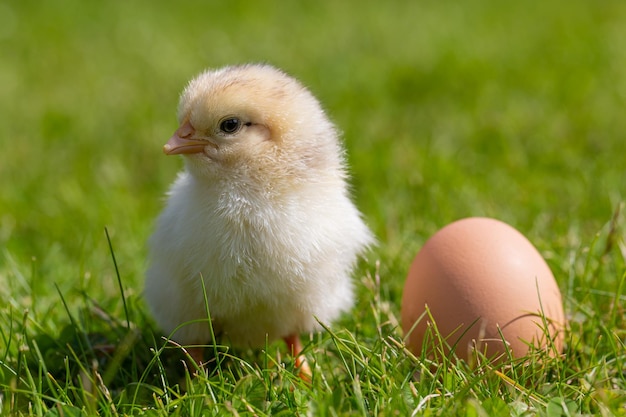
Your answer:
(145, 65), (373, 350)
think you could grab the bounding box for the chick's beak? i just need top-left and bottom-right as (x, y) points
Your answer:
(163, 121), (207, 155)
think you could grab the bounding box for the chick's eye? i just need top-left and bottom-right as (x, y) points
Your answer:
(219, 117), (242, 134)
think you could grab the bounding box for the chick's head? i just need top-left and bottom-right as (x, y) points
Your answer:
(164, 64), (344, 185)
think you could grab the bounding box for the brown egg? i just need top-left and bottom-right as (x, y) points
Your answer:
(401, 217), (566, 363)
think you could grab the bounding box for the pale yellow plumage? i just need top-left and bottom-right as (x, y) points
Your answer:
(145, 64), (373, 372)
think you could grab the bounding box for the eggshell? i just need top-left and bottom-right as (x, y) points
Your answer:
(401, 217), (566, 362)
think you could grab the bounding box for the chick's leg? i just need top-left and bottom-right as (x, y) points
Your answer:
(186, 346), (205, 371)
(283, 334), (311, 381)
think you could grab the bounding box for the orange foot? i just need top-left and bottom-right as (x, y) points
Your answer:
(185, 346), (205, 373)
(283, 334), (312, 383)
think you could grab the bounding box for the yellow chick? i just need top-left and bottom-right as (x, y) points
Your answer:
(145, 64), (373, 374)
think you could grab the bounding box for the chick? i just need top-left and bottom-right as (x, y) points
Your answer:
(145, 64), (373, 374)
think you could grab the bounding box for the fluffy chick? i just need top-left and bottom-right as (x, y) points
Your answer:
(145, 64), (373, 373)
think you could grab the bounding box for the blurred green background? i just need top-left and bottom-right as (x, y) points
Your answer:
(1, 0), (625, 311)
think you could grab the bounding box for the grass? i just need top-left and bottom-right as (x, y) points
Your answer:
(1, 0), (625, 415)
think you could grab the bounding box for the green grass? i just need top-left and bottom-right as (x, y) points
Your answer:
(1, 0), (625, 415)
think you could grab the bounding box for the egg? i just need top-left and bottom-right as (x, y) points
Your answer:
(401, 217), (566, 363)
